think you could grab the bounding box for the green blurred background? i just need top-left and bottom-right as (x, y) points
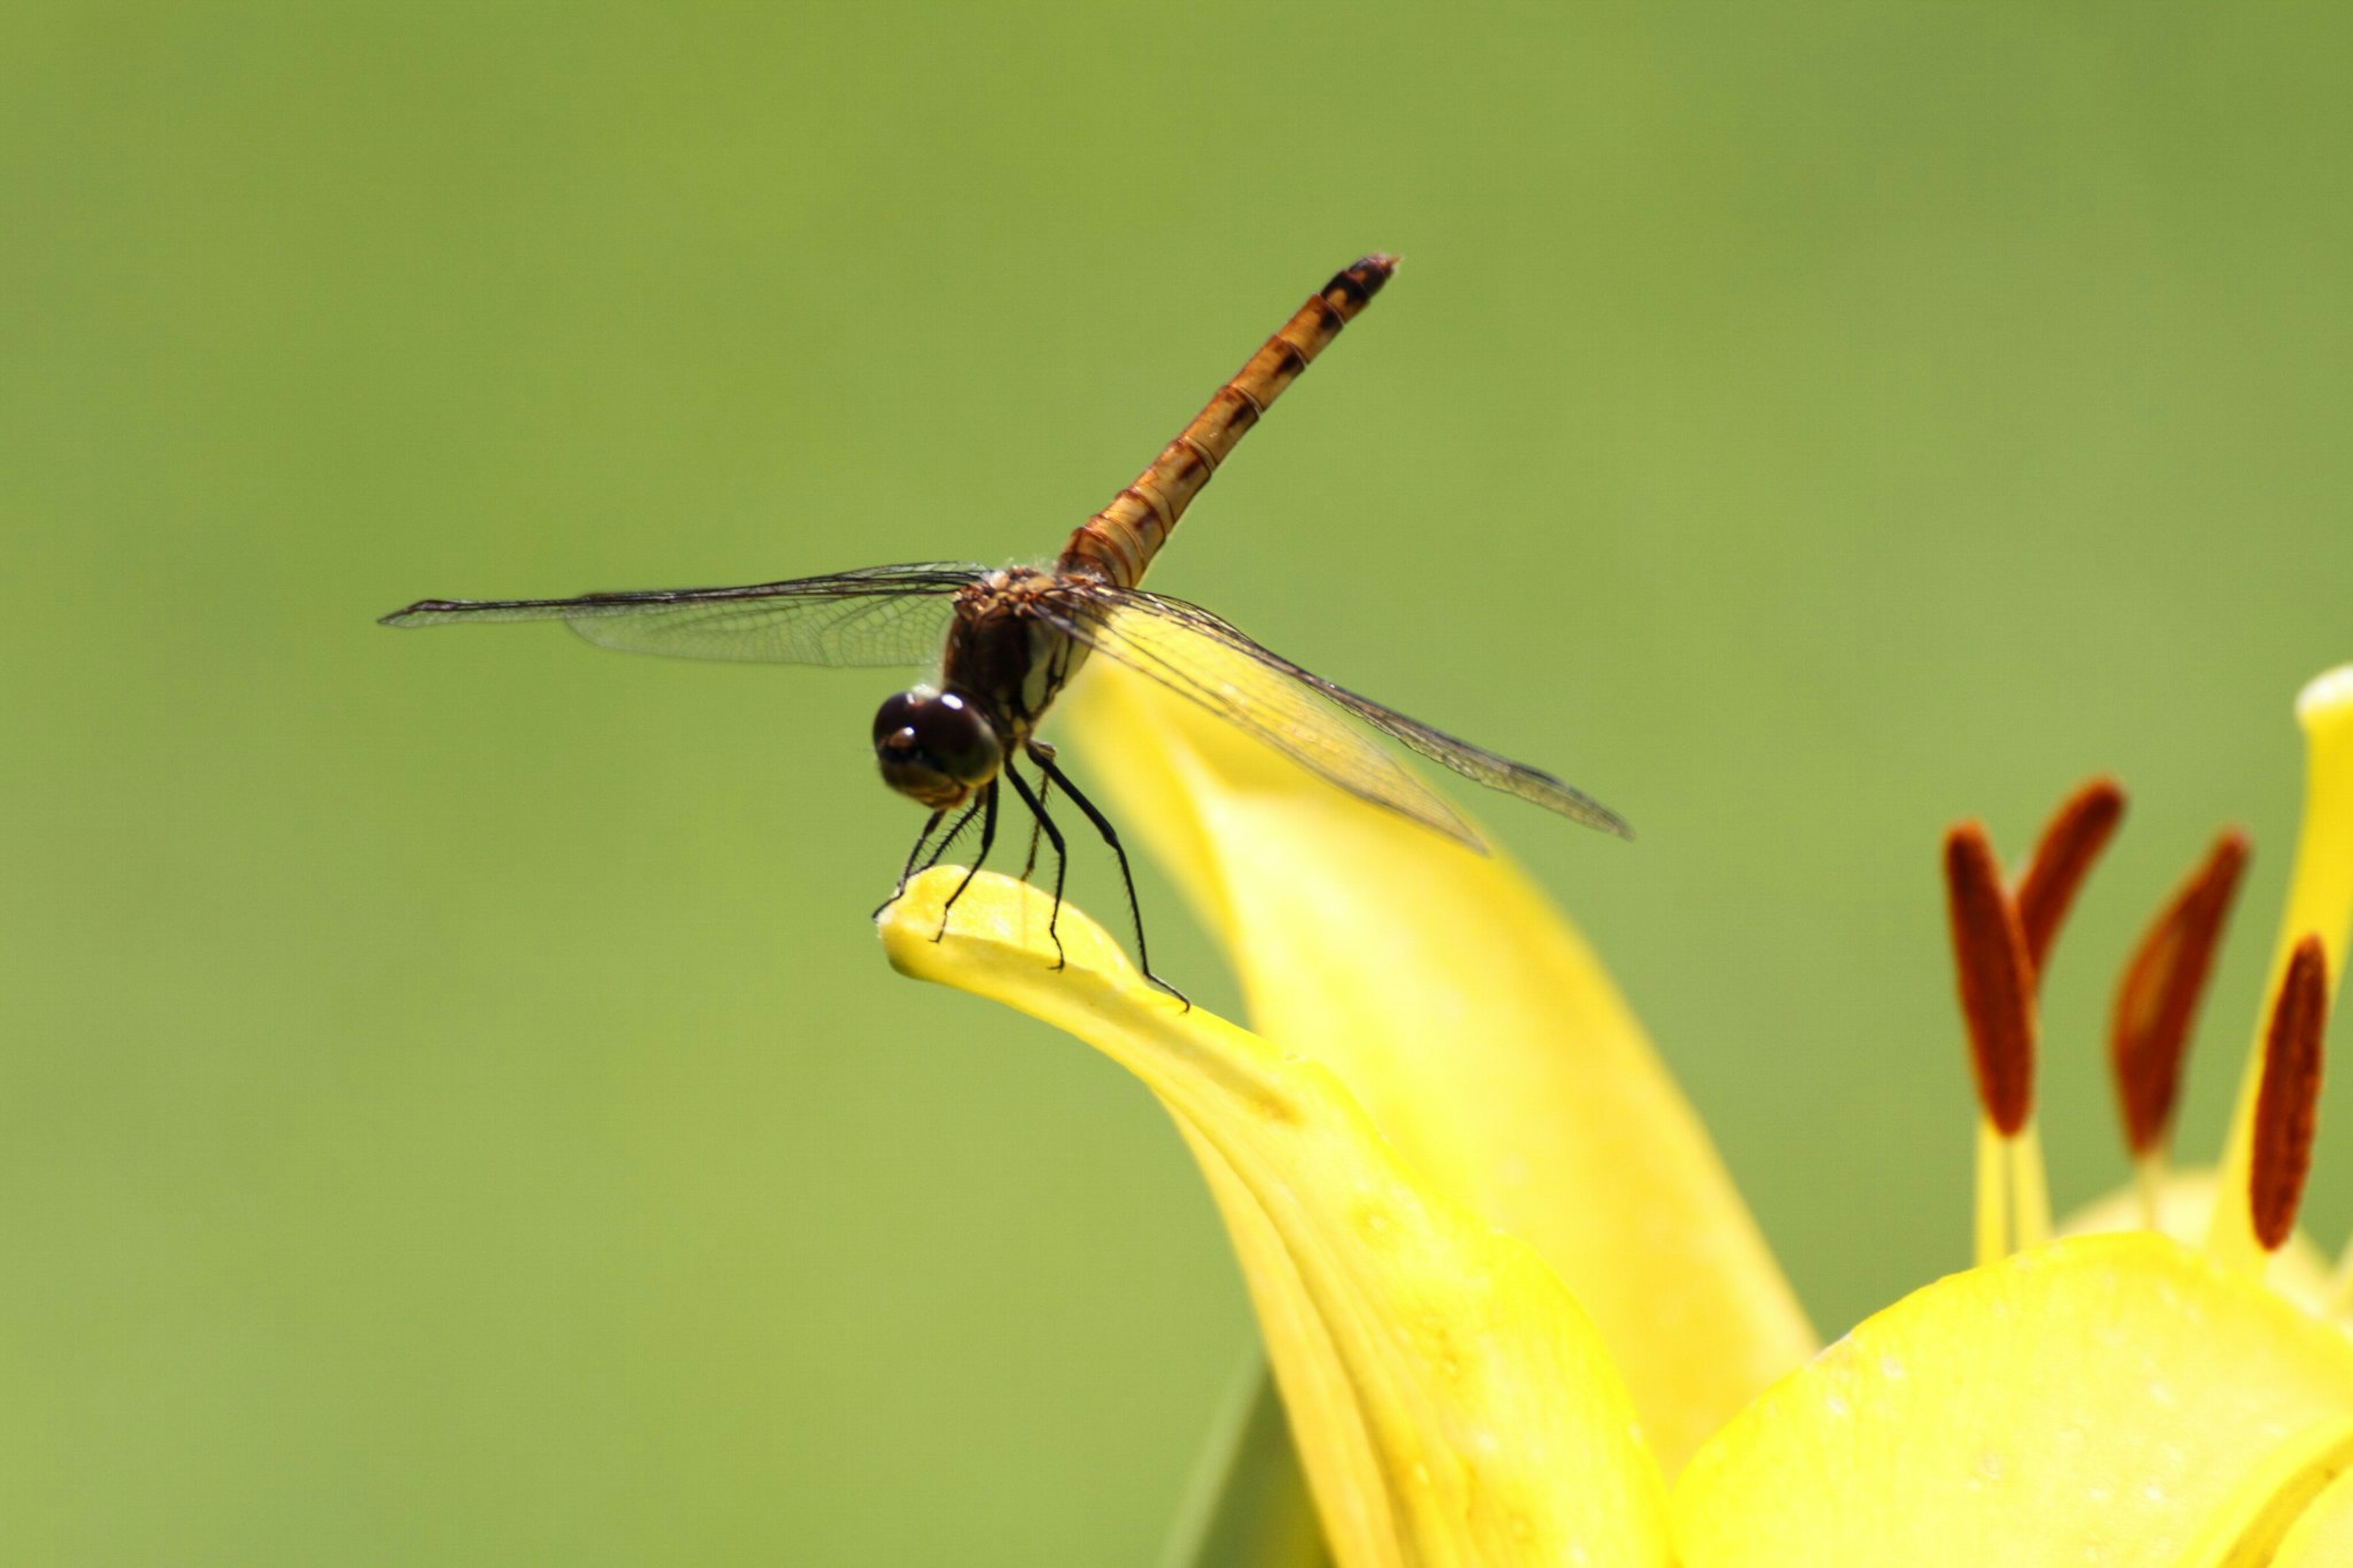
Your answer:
(7, 4), (2351, 1561)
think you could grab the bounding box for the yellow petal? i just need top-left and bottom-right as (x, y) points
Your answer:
(881, 869), (1673, 1568)
(1672, 1233), (2353, 1567)
(2169, 1416), (2353, 1567)
(1178, 1124), (1404, 1568)
(1158, 1360), (1328, 1568)
(2212, 665), (2353, 1267)
(1060, 665), (1813, 1468)
(2273, 1447), (2353, 1567)
(2061, 1167), (2335, 1312)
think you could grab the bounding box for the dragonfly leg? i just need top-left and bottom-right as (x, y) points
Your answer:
(934, 781), (999, 942)
(1015, 764), (1055, 885)
(873, 808), (948, 920)
(1000, 761), (1067, 970)
(916, 795), (986, 877)
(1028, 745), (1189, 1009)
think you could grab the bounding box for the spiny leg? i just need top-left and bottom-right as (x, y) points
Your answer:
(917, 795), (986, 877)
(1028, 746), (1188, 1008)
(933, 780), (999, 942)
(1017, 764), (1056, 884)
(873, 808), (948, 920)
(1000, 761), (1068, 970)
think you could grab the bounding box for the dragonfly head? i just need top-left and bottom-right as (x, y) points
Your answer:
(873, 686), (1003, 809)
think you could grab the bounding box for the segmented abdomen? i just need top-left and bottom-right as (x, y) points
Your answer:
(1058, 254), (1397, 588)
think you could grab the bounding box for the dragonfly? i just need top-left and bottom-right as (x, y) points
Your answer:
(382, 255), (1628, 998)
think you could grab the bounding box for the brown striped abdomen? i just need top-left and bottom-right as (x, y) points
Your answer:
(1057, 254), (1397, 588)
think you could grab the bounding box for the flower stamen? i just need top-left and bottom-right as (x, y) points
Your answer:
(2110, 830), (2250, 1227)
(1944, 822), (2050, 1263)
(2210, 666), (2353, 1270)
(2014, 776), (2127, 979)
(1946, 825), (2037, 1138)
(2250, 936), (2329, 1257)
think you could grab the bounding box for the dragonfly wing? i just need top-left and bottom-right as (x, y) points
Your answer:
(1028, 588), (1477, 847)
(379, 562), (985, 668)
(1041, 585), (1631, 843)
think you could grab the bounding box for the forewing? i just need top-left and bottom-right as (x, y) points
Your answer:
(379, 562), (985, 667)
(1025, 588), (1472, 846)
(1040, 585), (1631, 842)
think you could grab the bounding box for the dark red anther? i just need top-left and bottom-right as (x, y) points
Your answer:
(2109, 831), (2251, 1157)
(2014, 777), (2128, 980)
(2250, 936), (2330, 1252)
(1945, 822), (2038, 1137)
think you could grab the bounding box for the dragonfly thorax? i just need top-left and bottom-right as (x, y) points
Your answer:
(873, 686), (1004, 810)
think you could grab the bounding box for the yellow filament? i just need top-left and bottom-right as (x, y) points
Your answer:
(2010, 1118), (2053, 1252)
(2134, 1149), (2167, 1234)
(1974, 1116), (2010, 1267)
(2210, 667), (2353, 1271)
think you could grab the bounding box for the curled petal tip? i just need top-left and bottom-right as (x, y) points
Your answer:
(877, 868), (1142, 991)
(872, 865), (1673, 1565)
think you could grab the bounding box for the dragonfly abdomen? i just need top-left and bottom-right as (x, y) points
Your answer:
(1059, 254), (1396, 588)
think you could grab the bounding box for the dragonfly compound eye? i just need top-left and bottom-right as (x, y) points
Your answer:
(873, 688), (1002, 808)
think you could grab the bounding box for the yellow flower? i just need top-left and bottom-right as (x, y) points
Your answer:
(877, 664), (2353, 1566)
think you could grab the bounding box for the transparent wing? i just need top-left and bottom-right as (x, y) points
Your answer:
(1036, 585), (1631, 844)
(379, 562), (986, 667)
